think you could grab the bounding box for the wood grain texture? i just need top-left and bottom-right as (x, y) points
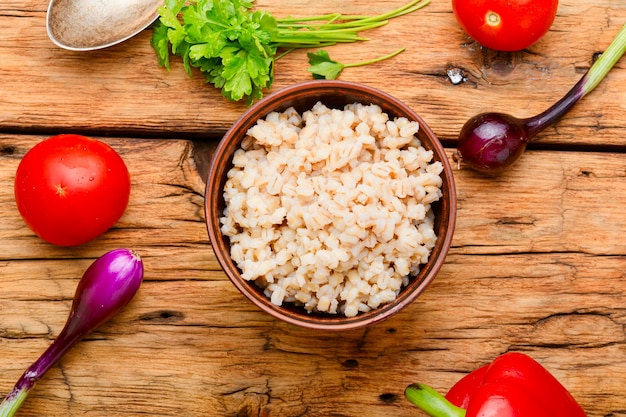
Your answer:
(0, 135), (625, 416)
(0, 0), (626, 416)
(0, 0), (624, 144)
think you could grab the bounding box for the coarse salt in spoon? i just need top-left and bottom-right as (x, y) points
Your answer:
(46, 0), (163, 51)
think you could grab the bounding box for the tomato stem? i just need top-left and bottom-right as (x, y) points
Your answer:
(485, 11), (500, 27)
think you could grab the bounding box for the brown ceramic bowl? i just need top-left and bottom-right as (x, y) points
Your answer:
(205, 80), (456, 331)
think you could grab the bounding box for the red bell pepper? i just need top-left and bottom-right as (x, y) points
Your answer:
(405, 352), (588, 417)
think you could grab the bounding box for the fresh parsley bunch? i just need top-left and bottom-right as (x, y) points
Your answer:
(152, 0), (430, 104)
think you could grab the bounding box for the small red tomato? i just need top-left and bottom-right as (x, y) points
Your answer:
(452, 0), (559, 51)
(14, 134), (131, 246)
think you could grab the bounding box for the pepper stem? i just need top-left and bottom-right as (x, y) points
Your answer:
(405, 383), (466, 417)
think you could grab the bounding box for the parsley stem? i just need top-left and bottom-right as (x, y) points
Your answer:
(273, 0), (430, 49)
(343, 48), (406, 68)
(278, 13), (344, 24)
(276, 21), (387, 36)
(343, 0), (430, 25)
(275, 42), (339, 53)
(277, 0), (430, 30)
(272, 35), (367, 47)
(277, 20), (389, 31)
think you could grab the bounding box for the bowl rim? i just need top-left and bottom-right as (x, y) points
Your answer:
(205, 80), (457, 331)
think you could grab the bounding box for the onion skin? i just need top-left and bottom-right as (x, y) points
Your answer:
(0, 248), (144, 417)
(65, 248), (144, 341)
(455, 113), (529, 175)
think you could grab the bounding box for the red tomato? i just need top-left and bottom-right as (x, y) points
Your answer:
(452, 0), (559, 51)
(14, 134), (131, 246)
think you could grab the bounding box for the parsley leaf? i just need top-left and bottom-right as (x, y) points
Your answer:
(307, 50), (345, 80)
(151, 0), (429, 103)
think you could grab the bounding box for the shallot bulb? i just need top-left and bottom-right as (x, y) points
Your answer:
(0, 248), (144, 417)
(454, 23), (626, 175)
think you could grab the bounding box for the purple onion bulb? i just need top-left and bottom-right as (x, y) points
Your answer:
(0, 248), (144, 417)
(454, 23), (626, 175)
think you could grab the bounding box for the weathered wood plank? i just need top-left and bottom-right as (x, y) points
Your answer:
(0, 134), (625, 415)
(0, 1), (624, 145)
(1, 0), (625, 415)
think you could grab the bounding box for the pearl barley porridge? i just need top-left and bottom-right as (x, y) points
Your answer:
(220, 101), (443, 318)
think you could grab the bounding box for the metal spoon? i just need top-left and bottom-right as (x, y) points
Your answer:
(46, 0), (163, 51)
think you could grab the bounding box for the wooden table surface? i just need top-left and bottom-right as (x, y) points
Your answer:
(1, 0), (625, 416)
